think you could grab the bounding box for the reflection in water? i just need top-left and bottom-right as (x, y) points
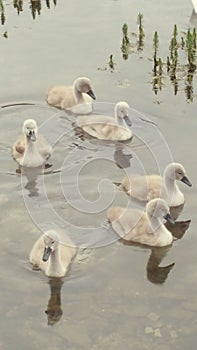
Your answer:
(30, 0), (41, 20)
(151, 22), (197, 101)
(169, 204), (184, 221)
(120, 14), (145, 60)
(19, 165), (53, 198)
(114, 142), (133, 169)
(165, 219), (191, 240)
(185, 71), (195, 102)
(120, 240), (175, 285)
(12, 0), (57, 19)
(146, 246), (175, 285)
(75, 127), (133, 169)
(13, 0), (23, 15)
(120, 218), (190, 285)
(23, 167), (40, 197)
(0, 0), (6, 25)
(190, 10), (197, 27)
(137, 13), (145, 52)
(45, 277), (63, 326)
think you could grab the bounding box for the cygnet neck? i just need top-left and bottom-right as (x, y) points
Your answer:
(23, 134), (44, 167)
(163, 169), (179, 199)
(116, 115), (125, 127)
(148, 213), (163, 233)
(48, 245), (64, 276)
(74, 84), (84, 104)
(24, 135), (40, 157)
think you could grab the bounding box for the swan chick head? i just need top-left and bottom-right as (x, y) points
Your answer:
(165, 163), (192, 187)
(23, 119), (38, 142)
(42, 230), (59, 262)
(146, 198), (174, 224)
(74, 76), (96, 100)
(115, 101), (132, 126)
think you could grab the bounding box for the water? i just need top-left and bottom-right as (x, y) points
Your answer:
(0, 1), (197, 349)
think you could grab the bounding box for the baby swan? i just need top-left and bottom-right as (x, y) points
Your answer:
(122, 162), (192, 207)
(12, 119), (52, 168)
(46, 76), (96, 110)
(76, 101), (132, 141)
(107, 198), (174, 247)
(29, 230), (76, 277)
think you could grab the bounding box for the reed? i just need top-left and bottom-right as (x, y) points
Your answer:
(108, 54), (115, 71)
(137, 13), (145, 51)
(122, 23), (130, 45)
(121, 23), (130, 59)
(0, 0), (5, 25)
(186, 28), (196, 72)
(13, 0), (23, 14)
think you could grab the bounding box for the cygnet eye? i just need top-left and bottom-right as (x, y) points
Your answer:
(51, 240), (55, 244)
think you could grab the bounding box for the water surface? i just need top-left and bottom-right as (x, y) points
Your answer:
(0, 1), (197, 349)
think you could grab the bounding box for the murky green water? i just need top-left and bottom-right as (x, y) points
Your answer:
(0, 1), (197, 349)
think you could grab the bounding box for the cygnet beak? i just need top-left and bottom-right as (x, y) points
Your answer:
(87, 89), (96, 100)
(123, 115), (132, 127)
(29, 130), (36, 142)
(42, 246), (52, 262)
(181, 175), (192, 187)
(164, 213), (175, 224)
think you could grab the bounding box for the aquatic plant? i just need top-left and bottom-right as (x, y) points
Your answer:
(108, 54), (115, 71)
(30, 0), (41, 19)
(185, 72), (194, 102)
(3, 30), (7, 38)
(13, 0), (23, 15)
(46, 0), (57, 8)
(153, 31), (159, 73)
(0, 0), (4, 12)
(0, 0), (5, 25)
(137, 13), (145, 51)
(186, 28), (196, 72)
(122, 23), (130, 45)
(152, 32), (164, 94)
(181, 36), (185, 49)
(2, 0), (57, 23)
(101, 14), (197, 101)
(121, 23), (130, 59)
(121, 36), (130, 60)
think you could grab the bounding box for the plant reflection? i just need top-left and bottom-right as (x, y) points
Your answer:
(120, 14), (145, 60)
(45, 277), (64, 326)
(120, 218), (190, 285)
(10, 0), (57, 19)
(13, 0), (23, 15)
(0, 0), (6, 25)
(30, 0), (41, 20)
(151, 24), (197, 101)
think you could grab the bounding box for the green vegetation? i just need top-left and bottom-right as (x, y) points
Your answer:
(105, 13), (197, 101)
(0, 0), (5, 25)
(121, 23), (130, 59)
(137, 13), (145, 51)
(120, 14), (145, 59)
(0, 0), (57, 21)
(108, 54), (115, 71)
